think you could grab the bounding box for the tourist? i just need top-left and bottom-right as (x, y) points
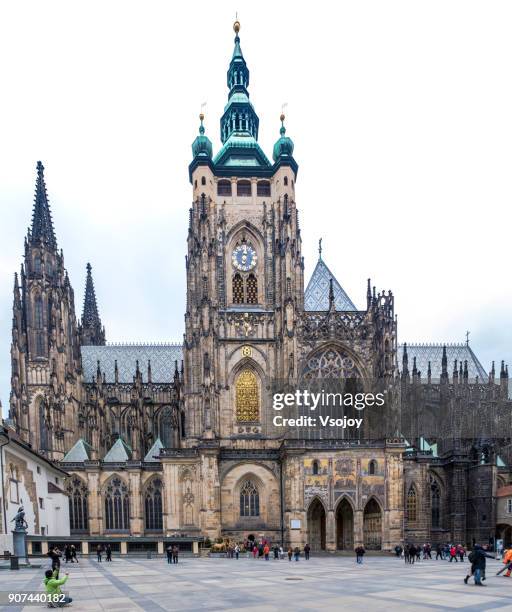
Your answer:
(408, 544), (416, 564)
(172, 544), (179, 564)
(355, 546), (365, 564)
(304, 543), (311, 560)
(466, 544), (494, 585)
(235, 544), (240, 560)
(294, 546), (300, 561)
(457, 544), (465, 562)
(64, 545), (72, 564)
(279, 545), (284, 560)
(394, 544), (402, 558)
(435, 543), (443, 560)
(166, 544), (173, 564)
(404, 544), (410, 564)
(252, 545), (258, 559)
(47, 546), (62, 574)
(273, 545), (279, 560)
(263, 544), (270, 561)
(44, 568), (72, 607)
(449, 545), (458, 562)
(106, 544), (112, 562)
(96, 544), (103, 563)
(424, 543), (432, 559)
(70, 545), (78, 563)
(415, 546), (421, 562)
(288, 547), (293, 561)
(497, 547), (512, 577)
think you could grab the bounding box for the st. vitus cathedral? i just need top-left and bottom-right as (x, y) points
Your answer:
(8, 22), (512, 552)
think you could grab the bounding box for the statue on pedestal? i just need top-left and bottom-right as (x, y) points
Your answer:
(11, 505), (28, 532)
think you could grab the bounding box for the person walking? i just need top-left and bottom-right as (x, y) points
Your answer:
(294, 546), (300, 562)
(47, 546), (62, 574)
(449, 545), (458, 562)
(467, 544), (494, 585)
(304, 543), (311, 561)
(394, 545), (402, 558)
(252, 545), (258, 559)
(263, 544), (270, 561)
(235, 544), (240, 560)
(409, 544), (416, 564)
(288, 547), (293, 562)
(64, 545), (72, 564)
(355, 546), (365, 564)
(172, 544), (179, 564)
(166, 544), (173, 564)
(457, 545), (465, 562)
(70, 544), (78, 563)
(497, 547), (512, 577)
(96, 544), (103, 563)
(279, 545), (284, 560)
(106, 544), (112, 562)
(435, 543), (443, 560)
(273, 545), (279, 560)
(404, 544), (410, 564)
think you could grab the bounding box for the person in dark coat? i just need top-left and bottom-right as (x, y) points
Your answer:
(47, 546), (62, 574)
(355, 546), (365, 564)
(435, 543), (443, 560)
(96, 544), (103, 562)
(304, 544), (311, 560)
(105, 544), (112, 562)
(408, 544), (417, 564)
(166, 544), (173, 564)
(466, 545), (494, 585)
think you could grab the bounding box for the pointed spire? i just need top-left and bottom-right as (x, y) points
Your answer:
(13, 273), (21, 309)
(366, 278), (372, 310)
(402, 343), (409, 374)
(80, 263), (105, 346)
(30, 161), (57, 251)
(441, 345), (448, 382)
(328, 278), (336, 311)
(427, 361), (432, 384)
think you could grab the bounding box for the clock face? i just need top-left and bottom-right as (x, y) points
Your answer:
(232, 244), (257, 272)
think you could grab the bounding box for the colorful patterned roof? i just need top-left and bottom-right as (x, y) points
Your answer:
(397, 343), (487, 381)
(304, 258), (357, 312)
(81, 343), (183, 383)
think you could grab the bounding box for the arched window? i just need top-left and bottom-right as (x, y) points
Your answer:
(284, 176), (288, 186)
(36, 333), (46, 357)
(39, 400), (50, 451)
(235, 369), (260, 422)
(237, 180), (252, 197)
(34, 256), (41, 274)
(144, 478), (163, 531)
(246, 274), (258, 304)
(201, 176), (206, 186)
(302, 347), (361, 380)
(407, 486), (417, 523)
(257, 181), (271, 197)
(240, 480), (259, 517)
(233, 274), (244, 304)
(369, 460), (377, 475)
(160, 407), (173, 447)
(312, 461), (319, 475)
(104, 477), (130, 531)
(430, 477), (441, 528)
(9, 466), (19, 503)
(217, 180), (232, 196)
(34, 296), (44, 327)
(67, 477), (88, 532)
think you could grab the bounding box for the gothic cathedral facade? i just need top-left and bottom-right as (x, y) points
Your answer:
(7, 22), (512, 552)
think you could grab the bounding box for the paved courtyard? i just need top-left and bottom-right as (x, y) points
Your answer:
(1, 554), (511, 611)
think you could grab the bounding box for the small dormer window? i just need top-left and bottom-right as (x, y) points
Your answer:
(201, 176), (206, 186)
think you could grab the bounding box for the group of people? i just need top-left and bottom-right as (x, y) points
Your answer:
(166, 544), (180, 564)
(394, 542), (467, 563)
(96, 544), (113, 562)
(44, 546), (72, 607)
(220, 540), (311, 562)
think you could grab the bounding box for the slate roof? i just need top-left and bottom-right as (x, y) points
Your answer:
(62, 438), (94, 462)
(103, 438), (132, 462)
(304, 258), (357, 312)
(397, 343), (487, 382)
(81, 343), (183, 383)
(144, 438), (163, 462)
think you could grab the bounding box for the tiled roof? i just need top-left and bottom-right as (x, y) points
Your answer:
(81, 343), (183, 383)
(397, 343), (487, 382)
(144, 438), (163, 462)
(103, 438), (132, 462)
(62, 438), (93, 462)
(304, 258), (357, 312)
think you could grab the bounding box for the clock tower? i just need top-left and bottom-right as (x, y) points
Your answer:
(183, 19), (302, 451)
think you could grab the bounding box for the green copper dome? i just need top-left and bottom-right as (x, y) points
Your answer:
(191, 115), (212, 159)
(273, 118), (294, 162)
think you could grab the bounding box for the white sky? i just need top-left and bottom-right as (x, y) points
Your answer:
(1, 1), (511, 413)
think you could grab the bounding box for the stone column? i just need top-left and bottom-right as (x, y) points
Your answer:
(162, 462), (180, 532)
(326, 510), (336, 552)
(157, 541), (164, 554)
(354, 509), (364, 547)
(128, 469), (143, 535)
(86, 470), (101, 535)
(120, 541), (127, 555)
(82, 541), (89, 555)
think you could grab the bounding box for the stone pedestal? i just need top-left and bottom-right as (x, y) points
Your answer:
(12, 530), (27, 562)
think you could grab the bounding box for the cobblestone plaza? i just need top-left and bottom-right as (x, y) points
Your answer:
(2, 555), (511, 611)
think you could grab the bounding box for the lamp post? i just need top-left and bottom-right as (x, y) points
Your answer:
(0, 427), (10, 536)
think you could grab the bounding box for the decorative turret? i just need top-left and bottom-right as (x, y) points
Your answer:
(191, 112), (213, 160)
(273, 112), (296, 171)
(80, 263), (106, 346)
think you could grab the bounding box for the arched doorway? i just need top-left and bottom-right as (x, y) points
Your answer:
(336, 498), (354, 550)
(363, 498), (382, 550)
(307, 498), (326, 551)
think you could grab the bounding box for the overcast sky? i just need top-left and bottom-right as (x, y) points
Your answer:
(1, 1), (511, 414)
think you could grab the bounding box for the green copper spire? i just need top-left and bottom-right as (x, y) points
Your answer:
(273, 112), (295, 161)
(191, 112), (213, 159)
(220, 20), (259, 144)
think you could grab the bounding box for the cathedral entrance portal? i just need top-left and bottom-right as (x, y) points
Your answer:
(336, 498), (354, 550)
(363, 498), (382, 550)
(307, 499), (326, 551)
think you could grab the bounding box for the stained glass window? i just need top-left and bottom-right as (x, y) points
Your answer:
(407, 486), (417, 523)
(144, 478), (163, 531)
(240, 480), (259, 517)
(430, 476), (441, 528)
(67, 477), (88, 532)
(233, 274), (244, 304)
(105, 477), (130, 530)
(246, 274), (258, 304)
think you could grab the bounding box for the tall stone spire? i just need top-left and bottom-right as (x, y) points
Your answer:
(30, 161), (57, 251)
(80, 263), (106, 346)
